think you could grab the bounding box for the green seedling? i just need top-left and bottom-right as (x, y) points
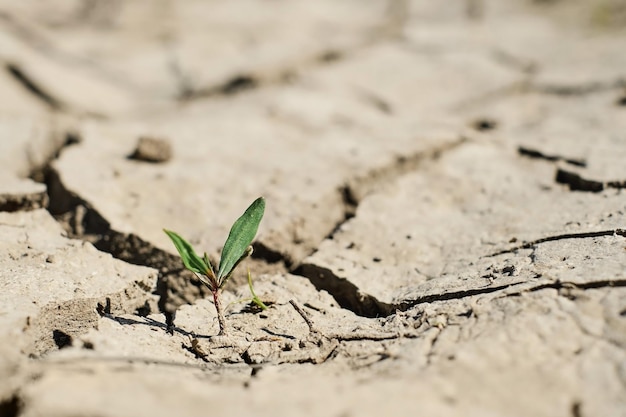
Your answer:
(246, 269), (269, 310)
(164, 197), (265, 335)
(228, 268), (269, 311)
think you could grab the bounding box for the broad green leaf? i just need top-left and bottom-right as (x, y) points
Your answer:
(217, 197), (265, 280)
(219, 245), (253, 287)
(163, 229), (210, 276)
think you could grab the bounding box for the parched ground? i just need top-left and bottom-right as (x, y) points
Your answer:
(1, 1), (626, 416)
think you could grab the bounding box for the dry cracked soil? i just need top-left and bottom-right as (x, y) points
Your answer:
(1, 1), (626, 416)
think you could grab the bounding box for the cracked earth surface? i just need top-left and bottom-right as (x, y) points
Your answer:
(1, 1), (626, 416)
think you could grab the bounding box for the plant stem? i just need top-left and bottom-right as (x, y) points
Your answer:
(212, 289), (227, 336)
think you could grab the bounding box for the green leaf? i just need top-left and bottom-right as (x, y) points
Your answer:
(163, 229), (210, 276)
(217, 197), (265, 280)
(219, 245), (253, 287)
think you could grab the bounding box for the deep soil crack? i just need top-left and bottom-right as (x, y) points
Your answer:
(397, 283), (518, 312)
(0, 395), (23, 417)
(294, 263), (393, 318)
(290, 136), (469, 316)
(39, 164), (205, 326)
(0, 187), (48, 212)
(30, 125), (468, 323)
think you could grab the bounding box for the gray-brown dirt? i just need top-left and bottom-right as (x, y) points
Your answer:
(1, 1), (625, 416)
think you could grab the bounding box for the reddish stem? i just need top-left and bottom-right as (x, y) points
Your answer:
(212, 289), (227, 336)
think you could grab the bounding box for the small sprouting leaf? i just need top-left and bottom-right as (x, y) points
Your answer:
(217, 197), (265, 280)
(163, 229), (210, 276)
(193, 271), (217, 291)
(203, 252), (215, 275)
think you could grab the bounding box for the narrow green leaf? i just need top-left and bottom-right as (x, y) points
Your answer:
(217, 197), (265, 280)
(163, 229), (210, 275)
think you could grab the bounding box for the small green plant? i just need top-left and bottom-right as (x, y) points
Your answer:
(164, 197), (265, 335)
(228, 268), (269, 311)
(246, 269), (269, 310)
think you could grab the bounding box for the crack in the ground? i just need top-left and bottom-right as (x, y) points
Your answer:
(555, 168), (604, 192)
(7, 22), (472, 321)
(454, 75), (625, 113)
(0, 187), (48, 212)
(485, 46), (626, 98)
(318, 137), (472, 261)
(33, 158), (288, 330)
(556, 168), (626, 192)
(25, 109), (466, 323)
(297, 259), (626, 318)
(397, 283), (519, 312)
(293, 263), (393, 318)
(518, 146), (586, 168)
(396, 278), (626, 319)
(177, 48), (345, 101)
(341, 136), (468, 204)
(44, 166), (212, 327)
(289, 137), (469, 316)
(514, 145), (626, 192)
(313, 185), (358, 246)
(28, 124), (620, 327)
(177, 39), (379, 101)
(0, 394), (23, 417)
(0, 129), (80, 212)
(294, 263), (518, 318)
(0, 11), (149, 98)
(5, 62), (64, 111)
(486, 228), (626, 257)
(179, 74), (261, 100)
(501, 279), (626, 298)
(531, 77), (626, 96)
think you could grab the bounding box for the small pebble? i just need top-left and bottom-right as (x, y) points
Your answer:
(129, 136), (172, 163)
